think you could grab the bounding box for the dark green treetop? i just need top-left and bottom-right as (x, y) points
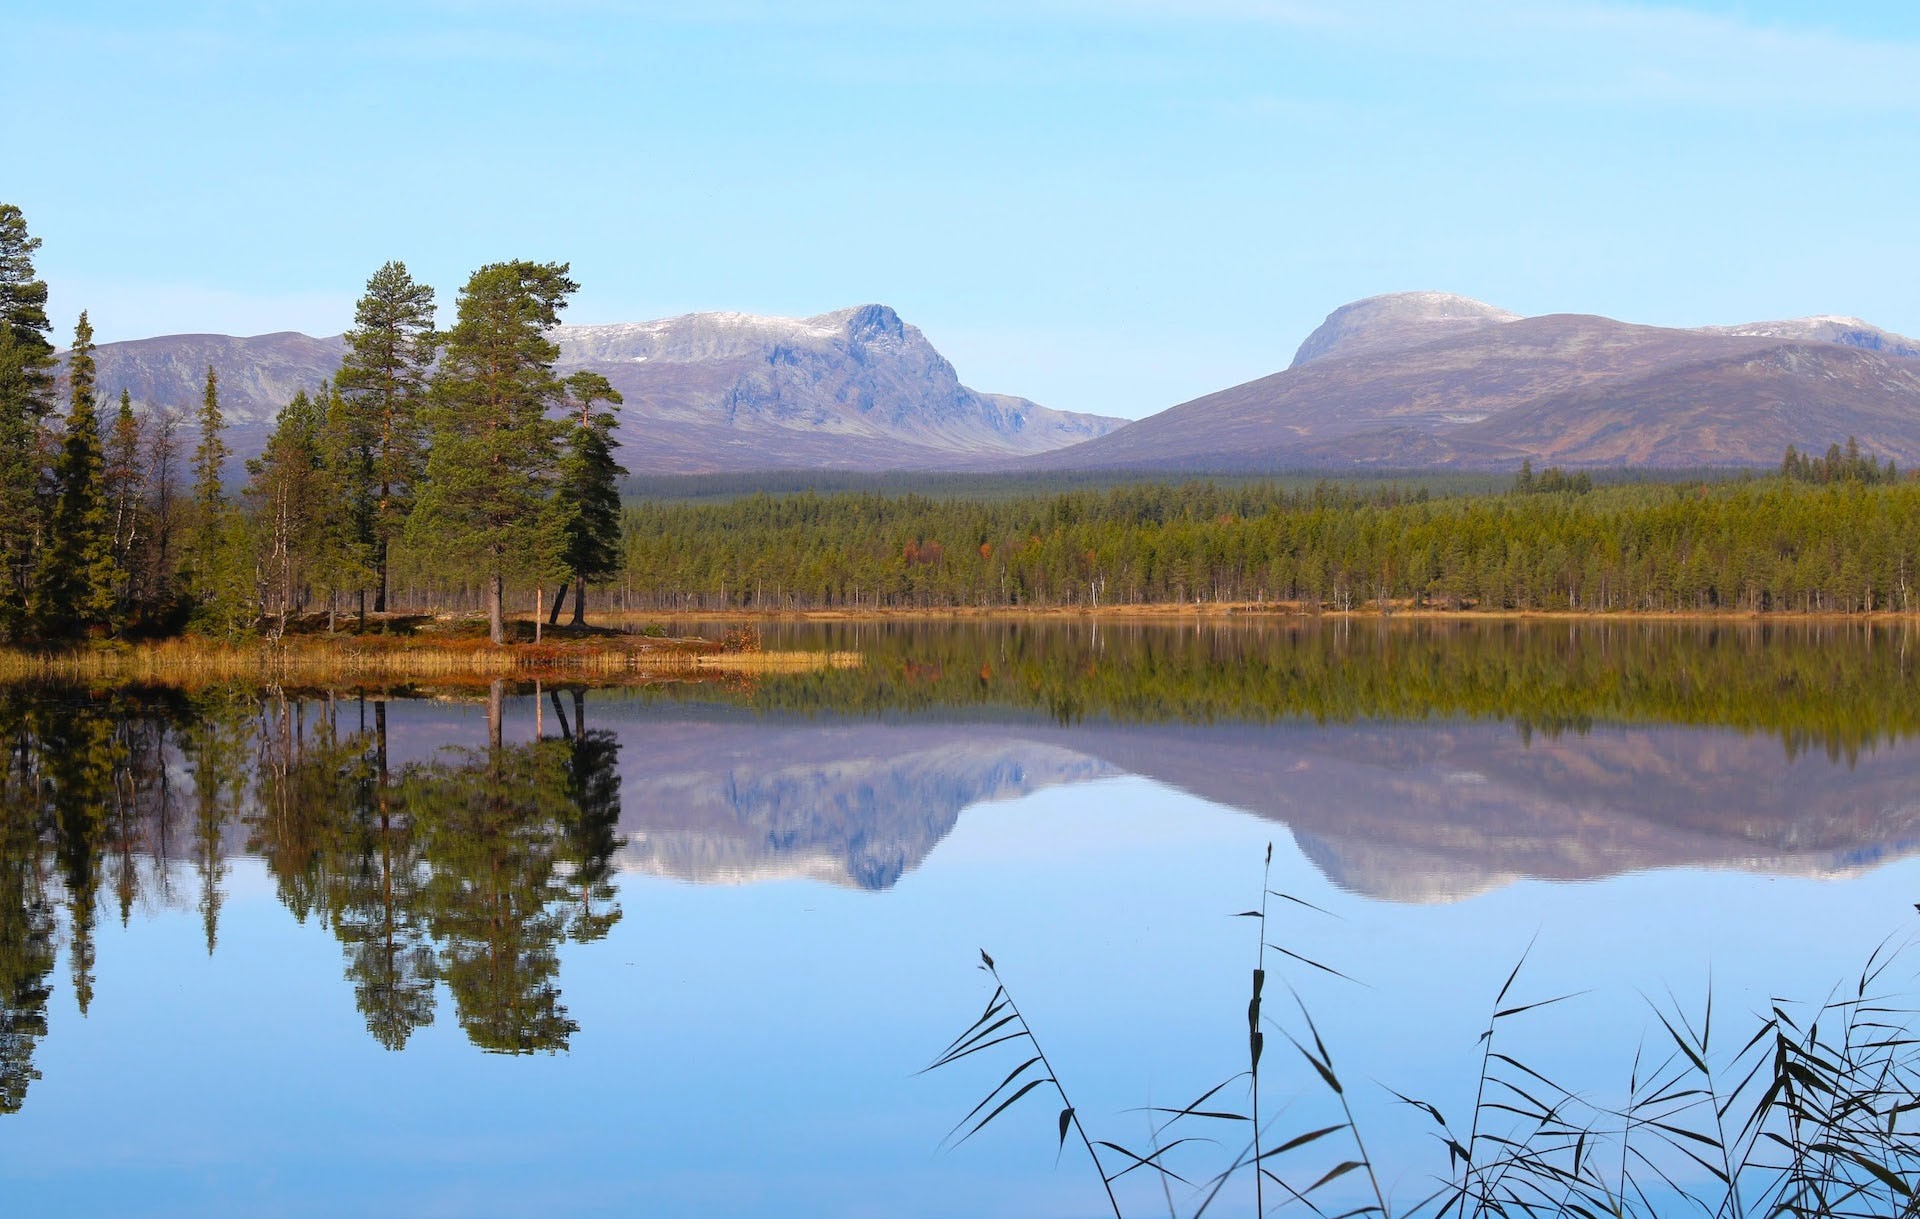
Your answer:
(408, 260), (577, 644)
(36, 312), (118, 634)
(554, 370), (627, 622)
(336, 262), (438, 612)
(0, 205), (53, 640)
(0, 204), (53, 406)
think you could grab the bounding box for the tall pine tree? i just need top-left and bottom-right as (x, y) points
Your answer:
(336, 262), (437, 616)
(244, 390), (327, 635)
(36, 313), (117, 635)
(549, 370), (626, 627)
(0, 205), (55, 640)
(408, 261), (575, 645)
(186, 365), (251, 635)
(102, 389), (146, 619)
(312, 382), (375, 630)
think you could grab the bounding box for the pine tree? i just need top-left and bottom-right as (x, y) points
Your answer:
(408, 261), (576, 645)
(549, 370), (626, 626)
(244, 391), (326, 635)
(186, 365), (251, 635)
(336, 262), (437, 616)
(0, 205), (55, 640)
(140, 408), (185, 625)
(102, 389), (145, 618)
(311, 382), (375, 630)
(36, 313), (118, 635)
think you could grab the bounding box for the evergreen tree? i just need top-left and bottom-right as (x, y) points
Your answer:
(336, 262), (438, 616)
(189, 364), (229, 577)
(244, 391), (326, 634)
(408, 261), (576, 645)
(0, 205), (55, 641)
(102, 389), (145, 618)
(139, 408), (185, 626)
(550, 370), (626, 626)
(36, 313), (118, 635)
(311, 383), (375, 630)
(186, 366), (251, 635)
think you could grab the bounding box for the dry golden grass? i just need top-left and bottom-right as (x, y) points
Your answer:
(0, 616), (871, 688)
(691, 650), (864, 671)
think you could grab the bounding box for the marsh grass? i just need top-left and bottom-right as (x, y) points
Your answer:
(930, 848), (1920, 1218)
(0, 627), (859, 685)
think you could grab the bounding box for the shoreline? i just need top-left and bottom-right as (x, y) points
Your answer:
(604, 603), (1920, 625)
(2, 602), (1912, 684)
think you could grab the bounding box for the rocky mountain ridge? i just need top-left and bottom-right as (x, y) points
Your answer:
(1031, 292), (1920, 471)
(69, 304), (1123, 473)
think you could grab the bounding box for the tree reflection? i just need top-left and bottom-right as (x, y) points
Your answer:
(0, 696), (55, 1114)
(247, 684), (625, 1055)
(0, 682), (627, 1114)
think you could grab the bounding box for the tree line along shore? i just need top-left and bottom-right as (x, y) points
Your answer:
(5, 198), (1919, 654)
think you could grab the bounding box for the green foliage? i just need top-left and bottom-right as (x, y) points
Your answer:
(618, 476), (1920, 614)
(1781, 437), (1898, 485)
(103, 390), (147, 619)
(244, 390), (330, 633)
(336, 262), (438, 611)
(1512, 459), (1592, 494)
(0, 205), (54, 642)
(408, 261), (576, 643)
(35, 313), (117, 635)
(310, 383), (377, 620)
(185, 364), (253, 635)
(553, 370), (627, 622)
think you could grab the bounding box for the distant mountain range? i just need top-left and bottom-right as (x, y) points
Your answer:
(74, 304), (1123, 473)
(71, 292), (1920, 474)
(1028, 292), (1920, 471)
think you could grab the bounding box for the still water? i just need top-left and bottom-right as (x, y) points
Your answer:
(3, 620), (1919, 1217)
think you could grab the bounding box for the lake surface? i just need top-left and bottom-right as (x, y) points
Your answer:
(3, 620), (1919, 1217)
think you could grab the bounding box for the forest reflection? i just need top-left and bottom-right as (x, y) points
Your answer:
(0, 682), (621, 1114)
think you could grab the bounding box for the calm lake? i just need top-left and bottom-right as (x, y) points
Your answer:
(3, 620), (1919, 1217)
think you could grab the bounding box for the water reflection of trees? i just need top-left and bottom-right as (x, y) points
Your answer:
(0, 683), (623, 1113)
(679, 619), (1920, 758)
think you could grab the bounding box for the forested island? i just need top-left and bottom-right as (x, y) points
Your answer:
(5, 199), (1920, 664)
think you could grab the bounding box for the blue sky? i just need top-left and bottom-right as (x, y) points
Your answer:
(9, 1), (1919, 419)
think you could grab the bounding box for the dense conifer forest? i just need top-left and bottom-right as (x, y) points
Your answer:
(6, 198), (1920, 643)
(616, 475), (1920, 615)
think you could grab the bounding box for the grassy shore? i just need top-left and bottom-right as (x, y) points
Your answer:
(605, 600), (1920, 624)
(4, 599), (1909, 686)
(0, 615), (861, 685)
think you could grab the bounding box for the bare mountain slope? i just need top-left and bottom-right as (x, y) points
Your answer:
(74, 305), (1121, 473)
(1031, 293), (1920, 471)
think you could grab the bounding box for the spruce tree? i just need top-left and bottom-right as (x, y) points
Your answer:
(312, 382), (375, 630)
(336, 262), (437, 616)
(190, 364), (229, 570)
(0, 205), (55, 640)
(186, 365), (251, 635)
(245, 391), (326, 634)
(102, 389), (145, 618)
(408, 261), (575, 645)
(140, 408), (185, 625)
(36, 313), (117, 635)
(550, 370), (626, 627)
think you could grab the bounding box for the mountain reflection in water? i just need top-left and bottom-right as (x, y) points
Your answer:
(3, 619), (1920, 1119)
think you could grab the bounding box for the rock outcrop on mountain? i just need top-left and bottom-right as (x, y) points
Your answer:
(73, 305), (1122, 473)
(1030, 293), (1920, 471)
